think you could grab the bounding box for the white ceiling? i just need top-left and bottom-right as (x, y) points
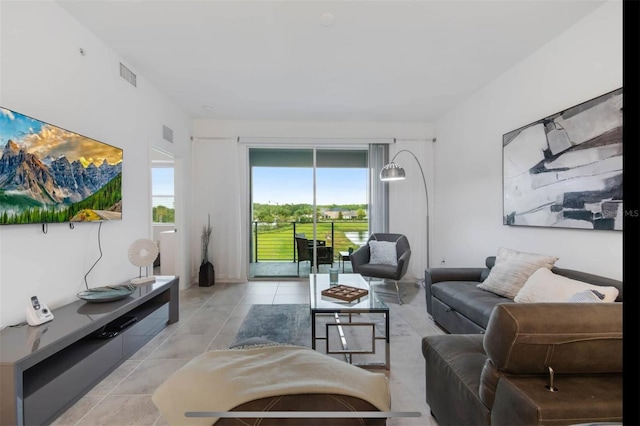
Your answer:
(57, 0), (606, 122)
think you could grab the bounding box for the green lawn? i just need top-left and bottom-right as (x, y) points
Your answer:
(253, 221), (368, 261)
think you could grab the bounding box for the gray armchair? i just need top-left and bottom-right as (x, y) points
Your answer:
(350, 233), (411, 304)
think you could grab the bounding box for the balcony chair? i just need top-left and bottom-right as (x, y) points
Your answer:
(296, 233), (326, 248)
(295, 237), (334, 276)
(350, 233), (411, 304)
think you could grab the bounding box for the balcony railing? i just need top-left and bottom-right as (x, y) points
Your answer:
(251, 221), (369, 262)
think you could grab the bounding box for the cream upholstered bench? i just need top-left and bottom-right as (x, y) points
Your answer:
(152, 341), (391, 425)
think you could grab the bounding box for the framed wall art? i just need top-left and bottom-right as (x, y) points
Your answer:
(503, 88), (622, 231)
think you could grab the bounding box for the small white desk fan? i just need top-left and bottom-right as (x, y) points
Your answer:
(128, 239), (159, 285)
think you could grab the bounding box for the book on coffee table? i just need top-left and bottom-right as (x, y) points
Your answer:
(321, 285), (368, 302)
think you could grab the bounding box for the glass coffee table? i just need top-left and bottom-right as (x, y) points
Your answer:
(309, 273), (390, 369)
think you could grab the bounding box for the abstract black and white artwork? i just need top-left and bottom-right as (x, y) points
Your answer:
(503, 88), (622, 231)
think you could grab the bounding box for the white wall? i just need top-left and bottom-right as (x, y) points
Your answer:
(433, 1), (622, 279)
(191, 137), (249, 283)
(190, 119), (434, 282)
(0, 1), (192, 327)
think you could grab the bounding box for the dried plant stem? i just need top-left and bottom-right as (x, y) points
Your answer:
(201, 214), (212, 265)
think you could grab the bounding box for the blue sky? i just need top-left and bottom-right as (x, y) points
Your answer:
(1, 107), (44, 146)
(151, 167), (368, 205)
(253, 167), (367, 205)
(152, 168), (175, 195)
(1, 107), (122, 165)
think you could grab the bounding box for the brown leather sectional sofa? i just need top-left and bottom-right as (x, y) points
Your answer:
(422, 257), (623, 425)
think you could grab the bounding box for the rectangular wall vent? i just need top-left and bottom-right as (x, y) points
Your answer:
(119, 63), (137, 87)
(162, 125), (174, 143)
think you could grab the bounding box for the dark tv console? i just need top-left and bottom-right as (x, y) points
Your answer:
(0, 276), (179, 426)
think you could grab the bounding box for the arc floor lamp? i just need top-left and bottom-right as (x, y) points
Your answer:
(380, 147), (431, 272)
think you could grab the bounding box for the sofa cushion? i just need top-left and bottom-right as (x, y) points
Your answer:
(483, 303), (623, 375)
(356, 263), (401, 280)
(431, 281), (510, 330)
(477, 248), (559, 299)
(514, 267), (619, 303)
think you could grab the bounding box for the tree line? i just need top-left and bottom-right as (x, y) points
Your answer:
(253, 203), (367, 223)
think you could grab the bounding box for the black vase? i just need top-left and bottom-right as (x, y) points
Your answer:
(199, 261), (215, 287)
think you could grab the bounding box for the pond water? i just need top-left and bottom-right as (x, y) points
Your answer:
(343, 231), (368, 246)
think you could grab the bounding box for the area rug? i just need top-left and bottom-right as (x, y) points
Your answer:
(233, 304), (312, 347)
(233, 304), (389, 366)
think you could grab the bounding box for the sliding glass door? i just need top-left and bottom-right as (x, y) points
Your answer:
(249, 147), (369, 279)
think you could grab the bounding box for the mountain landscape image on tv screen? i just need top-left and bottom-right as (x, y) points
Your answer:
(0, 107), (122, 225)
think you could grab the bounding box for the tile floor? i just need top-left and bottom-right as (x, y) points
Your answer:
(51, 279), (445, 426)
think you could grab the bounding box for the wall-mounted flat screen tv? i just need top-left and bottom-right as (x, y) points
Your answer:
(0, 107), (122, 225)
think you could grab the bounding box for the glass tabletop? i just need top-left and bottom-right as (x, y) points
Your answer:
(309, 273), (389, 312)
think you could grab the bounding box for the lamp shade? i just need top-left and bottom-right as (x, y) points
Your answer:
(380, 162), (406, 181)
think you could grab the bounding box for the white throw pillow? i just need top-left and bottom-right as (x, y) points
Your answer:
(369, 241), (398, 266)
(514, 267), (619, 303)
(477, 247), (559, 299)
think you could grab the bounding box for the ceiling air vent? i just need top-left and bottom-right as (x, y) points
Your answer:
(119, 63), (137, 87)
(162, 125), (174, 143)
